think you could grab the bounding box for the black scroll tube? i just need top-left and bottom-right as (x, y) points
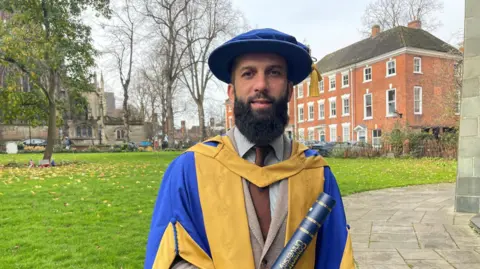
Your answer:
(271, 192), (336, 269)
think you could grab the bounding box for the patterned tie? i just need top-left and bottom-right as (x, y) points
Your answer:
(249, 145), (272, 240)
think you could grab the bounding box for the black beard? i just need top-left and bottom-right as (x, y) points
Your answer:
(233, 91), (289, 146)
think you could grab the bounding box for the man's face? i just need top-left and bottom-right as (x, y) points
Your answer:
(227, 53), (293, 145)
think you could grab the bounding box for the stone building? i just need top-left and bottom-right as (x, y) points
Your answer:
(0, 73), (154, 146)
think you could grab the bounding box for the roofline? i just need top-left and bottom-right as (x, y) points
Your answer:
(319, 47), (463, 77)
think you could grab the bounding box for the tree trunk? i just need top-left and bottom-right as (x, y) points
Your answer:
(123, 89), (130, 142)
(166, 85), (175, 148)
(197, 101), (207, 141)
(43, 71), (56, 160)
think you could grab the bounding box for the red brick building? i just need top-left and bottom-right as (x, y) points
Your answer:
(225, 21), (462, 146)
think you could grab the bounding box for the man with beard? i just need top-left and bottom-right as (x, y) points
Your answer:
(144, 29), (354, 269)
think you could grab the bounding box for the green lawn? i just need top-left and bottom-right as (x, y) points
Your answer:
(0, 152), (457, 269)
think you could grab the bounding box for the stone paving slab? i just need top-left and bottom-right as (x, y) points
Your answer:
(344, 183), (479, 268)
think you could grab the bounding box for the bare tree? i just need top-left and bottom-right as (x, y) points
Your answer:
(179, 0), (244, 141)
(102, 0), (144, 142)
(129, 71), (152, 121)
(143, 0), (197, 147)
(360, 0), (443, 36)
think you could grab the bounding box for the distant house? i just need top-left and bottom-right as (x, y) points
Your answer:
(291, 20), (462, 146)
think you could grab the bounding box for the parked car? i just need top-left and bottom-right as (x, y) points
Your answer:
(23, 138), (47, 146)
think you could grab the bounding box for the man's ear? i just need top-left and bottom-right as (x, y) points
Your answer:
(227, 83), (235, 103)
(287, 81), (293, 101)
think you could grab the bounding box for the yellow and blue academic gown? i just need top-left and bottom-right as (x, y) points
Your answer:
(144, 135), (354, 269)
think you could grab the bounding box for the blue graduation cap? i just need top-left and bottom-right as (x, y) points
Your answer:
(208, 28), (313, 85)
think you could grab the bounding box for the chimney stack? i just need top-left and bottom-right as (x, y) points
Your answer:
(372, 25), (380, 37)
(181, 120), (186, 135)
(408, 20), (422, 29)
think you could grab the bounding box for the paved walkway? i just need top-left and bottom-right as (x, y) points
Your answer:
(344, 183), (480, 268)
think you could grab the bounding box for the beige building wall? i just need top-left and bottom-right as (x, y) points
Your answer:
(455, 0), (480, 213)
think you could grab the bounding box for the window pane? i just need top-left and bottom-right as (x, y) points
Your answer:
(389, 102), (395, 114)
(388, 90), (395, 101)
(366, 95), (372, 106)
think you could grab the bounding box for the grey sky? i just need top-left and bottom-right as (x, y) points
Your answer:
(231, 0), (464, 61)
(89, 0), (465, 127)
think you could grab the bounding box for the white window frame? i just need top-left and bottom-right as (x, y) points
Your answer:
(298, 128), (305, 141)
(386, 59), (396, 77)
(307, 127), (315, 141)
(386, 88), (396, 116)
(342, 71), (349, 88)
(342, 123), (351, 142)
(320, 79), (324, 93)
(297, 84), (304, 98)
(414, 57), (422, 74)
(228, 116), (233, 128)
(414, 86), (422, 115)
(307, 102), (314, 121)
(364, 66), (372, 82)
(357, 128), (367, 143)
(372, 129), (382, 149)
(329, 97), (337, 118)
(341, 94), (350, 117)
(318, 128), (326, 142)
(329, 75), (336, 91)
(364, 93), (373, 120)
(329, 124), (337, 142)
(318, 99), (325, 120)
(298, 104), (304, 122)
(228, 105), (232, 112)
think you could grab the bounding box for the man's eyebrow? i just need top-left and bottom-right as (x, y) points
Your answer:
(267, 65), (286, 70)
(238, 65), (255, 71)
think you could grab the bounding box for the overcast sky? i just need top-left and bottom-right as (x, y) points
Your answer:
(89, 0), (465, 127)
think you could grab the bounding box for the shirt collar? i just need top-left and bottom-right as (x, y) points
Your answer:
(233, 126), (284, 161)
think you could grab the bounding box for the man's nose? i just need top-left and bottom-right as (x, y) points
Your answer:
(253, 73), (268, 92)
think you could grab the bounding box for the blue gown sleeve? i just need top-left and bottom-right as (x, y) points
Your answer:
(144, 152), (212, 269)
(315, 166), (355, 268)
